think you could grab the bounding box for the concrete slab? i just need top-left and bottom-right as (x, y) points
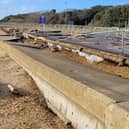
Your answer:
(9, 43), (129, 102)
(105, 102), (129, 129)
(1, 41), (129, 129)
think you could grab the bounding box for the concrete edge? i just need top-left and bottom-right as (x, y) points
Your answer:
(105, 102), (129, 129)
(0, 41), (129, 129)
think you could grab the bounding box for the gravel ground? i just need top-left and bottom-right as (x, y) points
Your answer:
(0, 48), (72, 129)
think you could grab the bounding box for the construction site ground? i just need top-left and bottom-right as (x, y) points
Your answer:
(1, 28), (129, 129)
(22, 31), (129, 79)
(0, 48), (72, 129)
(14, 38), (129, 80)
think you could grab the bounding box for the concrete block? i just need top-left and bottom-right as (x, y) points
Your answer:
(2, 41), (129, 129)
(105, 102), (129, 129)
(0, 41), (114, 122)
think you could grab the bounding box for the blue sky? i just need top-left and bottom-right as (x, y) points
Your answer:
(0, 0), (129, 19)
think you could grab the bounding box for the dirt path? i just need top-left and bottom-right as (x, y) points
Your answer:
(0, 48), (72, 129)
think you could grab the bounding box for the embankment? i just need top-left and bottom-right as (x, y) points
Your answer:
(0, 41), (129, 129)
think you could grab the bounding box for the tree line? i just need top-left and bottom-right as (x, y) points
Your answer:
(1, 4), (129, 27)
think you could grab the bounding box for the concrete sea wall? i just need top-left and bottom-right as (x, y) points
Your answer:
(0, 41), (129, 129)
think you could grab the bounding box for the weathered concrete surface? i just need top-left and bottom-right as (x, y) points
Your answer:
(105, 102), (129, 129)
(1, 41), (129, 129)
(34, 75), (105, 129)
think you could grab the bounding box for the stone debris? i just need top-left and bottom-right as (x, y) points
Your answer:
(8, 84), (21, 96)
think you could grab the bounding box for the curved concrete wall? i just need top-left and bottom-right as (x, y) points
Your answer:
(0, 41), (129, 129)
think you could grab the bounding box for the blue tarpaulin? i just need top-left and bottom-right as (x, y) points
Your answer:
(39, 16), (46, 24)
